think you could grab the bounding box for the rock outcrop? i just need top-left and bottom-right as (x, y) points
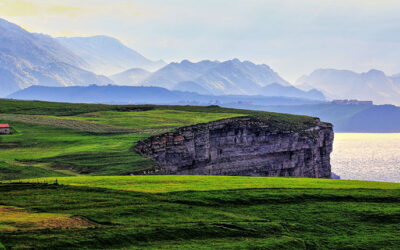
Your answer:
(134, 117), (334, 178)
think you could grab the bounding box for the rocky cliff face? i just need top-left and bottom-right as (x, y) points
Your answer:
(134, 117), (334, 178)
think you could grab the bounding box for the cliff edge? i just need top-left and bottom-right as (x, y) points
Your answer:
(134, 116), (334, 178)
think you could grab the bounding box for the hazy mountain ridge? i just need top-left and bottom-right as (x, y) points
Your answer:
(0, 19), (86, 68)
(172, 81), (213, 95)
(141, 59), (324, 100)
(0, 18), (324, 101)
(296, 68), (400, 105)
(391, 73), (400, 85)
(260, 83), (325, 100)
(8, 85), (400, 132)
(0, 18), (112, 97)
(109, 68), (151, 85)
(57, 36), (166, 75)
(142, 60), (220, 89)
(260, 102), (400, 133)
(8, 85), (323, 106)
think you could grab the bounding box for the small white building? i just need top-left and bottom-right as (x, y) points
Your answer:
(0, 124), (10, 134)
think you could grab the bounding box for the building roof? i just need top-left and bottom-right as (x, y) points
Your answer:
(0, 124), (10, 128)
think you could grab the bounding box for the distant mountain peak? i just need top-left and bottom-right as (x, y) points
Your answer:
(364, 69), (386, 77)
(366, 69), (384, 73)
(142, 59), (319, 100)
(0, 18), (27, 32)
(0, 18), (113, 97)
(110, 67), (151, 86)
(180, 59), (192, 64)
(57, 35), (166, 75)
(296, 68), (400, 105)
(230, 58), (241, 63)
(123, 68), (150, 74)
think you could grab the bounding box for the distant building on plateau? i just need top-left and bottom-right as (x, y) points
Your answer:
(330, 99), (373, 105)
(0, 124), (10, 134)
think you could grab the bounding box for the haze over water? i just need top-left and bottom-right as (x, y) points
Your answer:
(332, 133), (400, 183)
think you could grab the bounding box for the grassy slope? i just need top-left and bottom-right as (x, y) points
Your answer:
(0, 178), (399, 249)
(0, 160), (64, 181)
(0, 99), (317, 179)
(0, 99), (318, 129)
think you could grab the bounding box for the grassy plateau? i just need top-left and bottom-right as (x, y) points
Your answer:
(0, 99), (399, 249)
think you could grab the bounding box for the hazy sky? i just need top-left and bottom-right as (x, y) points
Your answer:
(1, 0), (400, 82)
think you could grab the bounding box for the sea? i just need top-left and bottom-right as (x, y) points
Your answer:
(331, 133), (400, 183)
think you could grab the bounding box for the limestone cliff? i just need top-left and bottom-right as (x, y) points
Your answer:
(134, 117), (334, 178)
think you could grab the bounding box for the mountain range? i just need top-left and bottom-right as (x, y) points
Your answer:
(296, 69), (400, 105)
(57, 36), (165, 75)
(0, 18), (323, 101)
(130, 59), (324, 100)
(4, 17), (400, 107)
(143, 59), (291, 94)
(8, 85), (322, 106)
(0, 18), (112, 97)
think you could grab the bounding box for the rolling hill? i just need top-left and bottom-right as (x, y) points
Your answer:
(0, 99), (398, 249)
(0, 177), (398, 249)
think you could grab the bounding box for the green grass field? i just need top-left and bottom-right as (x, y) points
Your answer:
(0, 99), (317, 179)
(12, 175), (400, 193)
(0, 177), (399, 249)
(0, 99), (399, 249)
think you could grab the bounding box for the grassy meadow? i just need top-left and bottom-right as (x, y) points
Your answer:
(0, 100), (248, 179)
(0, 99), (399, 249)
(0, 179), (399, 249)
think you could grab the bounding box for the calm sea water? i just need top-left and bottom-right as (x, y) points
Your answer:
(331, 133), (400, 183)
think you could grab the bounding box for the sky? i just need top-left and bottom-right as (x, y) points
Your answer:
(1, 0), (400, 82)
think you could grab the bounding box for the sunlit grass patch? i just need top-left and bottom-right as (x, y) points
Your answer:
(13, 175), (400, 193)
(0, 206), (97, 231)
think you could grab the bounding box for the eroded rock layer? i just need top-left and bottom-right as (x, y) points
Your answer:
(135, 117), (334, 178)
